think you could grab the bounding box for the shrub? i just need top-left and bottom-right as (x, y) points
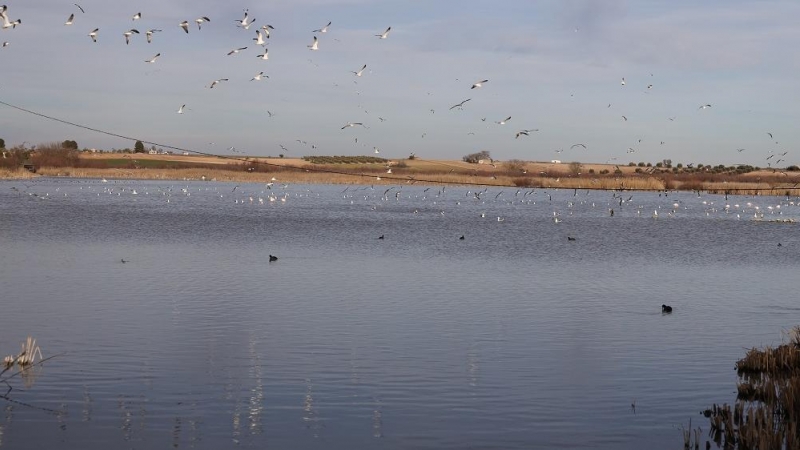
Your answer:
(463, 150), (491, 164)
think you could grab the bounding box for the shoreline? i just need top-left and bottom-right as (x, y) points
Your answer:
(2, 155), (799, 196)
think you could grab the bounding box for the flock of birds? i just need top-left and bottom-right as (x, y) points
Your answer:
(0, 3), (795, 172)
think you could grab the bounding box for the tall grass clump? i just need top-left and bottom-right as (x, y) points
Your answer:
(699, 326), (800, 449)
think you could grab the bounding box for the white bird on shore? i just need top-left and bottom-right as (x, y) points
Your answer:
(65, 13), (74, 25)
(179, 21), (189, 33)
(195, 16), (210, 30)
(208, 78), (228, 88)
(352, 64), (367, 76)
(257, 48), (268, 60)
(144, 53), (160, 63)
(308, 36), (318, 50)
(376, 27), (391, 39)
(146, 29), (161, 43)
(123, 28), (139, 45)
(313, 21), (331, 33)
(471, 79), (488, 89)
(88, 28), (99, 42)
(250, 71), (267, 81)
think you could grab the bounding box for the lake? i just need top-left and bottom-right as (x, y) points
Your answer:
(0, 178), (798, 449)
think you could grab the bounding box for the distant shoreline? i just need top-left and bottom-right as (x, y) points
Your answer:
(2, 154), (799, 196)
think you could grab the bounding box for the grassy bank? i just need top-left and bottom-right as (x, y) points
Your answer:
(2, 150), (799, 195)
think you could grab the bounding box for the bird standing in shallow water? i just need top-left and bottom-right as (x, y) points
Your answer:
(662, 304), (673, 313)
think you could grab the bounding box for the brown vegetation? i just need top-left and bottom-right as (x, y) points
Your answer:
(699, 327), (800, 449)
(2, 148), (799, 195)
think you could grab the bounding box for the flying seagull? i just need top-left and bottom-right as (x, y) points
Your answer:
(495, 116), (512, 125)
(341, 122), (364, 129)
(88, 28), (99, 42)
(65, 13), (74, 25)
(621, 115), (628, 121)
(352, 64), (367, 76)
(376, 27), (391, 39)
(208, 78), (229, 89)
(253, 29), (266, 46)
(132, 12), (141, 21)
(227, 46), (247, 56)
(261, 24), (274, 38)
(767, 132), (773, 139)
(1, 14), (20, 29)
(313, 21), (331, 33)
(123, 28), (140, 45)
(179, 21), (189, 33)
(177, 104), (185, 114)
(145, 29), (161, 43)
(250, 71), (267, 81)
(570, 143), (587, 149)
(515, 131), (529, 139)
(195, 16), (210, 30)
(449, 98), (471, 110)
(620, 77), (626, 86)
(74, 3), (85, 13)
(470, 79), (488, 89)
(698, 104), (711, 110)
(308, 36), (318, 50)
(256, 48), (268, 60)
(237, 14), (256, 29)
(144, 53), (160, 63)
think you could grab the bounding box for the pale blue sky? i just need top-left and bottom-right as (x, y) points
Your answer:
(1, 0), (798, 166)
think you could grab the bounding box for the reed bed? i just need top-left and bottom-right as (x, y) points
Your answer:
(700, 326), (800, 449)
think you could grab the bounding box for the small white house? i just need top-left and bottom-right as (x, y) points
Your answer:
(148, 149), (158, 155)
(551, 159), (562, 164)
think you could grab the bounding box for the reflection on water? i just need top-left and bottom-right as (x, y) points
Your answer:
(0, 178), (799, 449)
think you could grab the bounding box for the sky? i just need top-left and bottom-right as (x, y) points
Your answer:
(0, 0), (798, 167)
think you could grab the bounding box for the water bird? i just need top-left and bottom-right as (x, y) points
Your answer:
(179, 21), (189, 33)
(120, 258), (128, 263)
(378, 235), (384, 240)
(208, 78), (229, 88)
(195, 16), (210, 30)
(470, 79), (488, 89)
(459, 235), (465, 240)
(449, 98), (471, 110)
(699, 104), (712, 110)
(352, 64), (367, 76)
(341, 122), (364, 129)
(145, 29), (161, 43)
(132, 12), (141, 21)
(74, 3), (85, 13)
(567, 236), (576, 241)
(177, 104), (185, 114)
(123, 28), (140, 45)
(308, 36), (319, 50)
(88, 28), (99, 42)
(495, 116), (511, 125)
(662, 304), (673, 313)
(227, 46), (247, 56)
(313, 21), (331, 33)
(570, 143), (587, 149)
(257, 48), (269, 60)
(269, 255), (278, 262)
(254, 29), (266, 46)
(375, 27), (391, 39)
(65, 13), (74, 25)
(250, 71), (267, 81)
(144, 53), (160, 63)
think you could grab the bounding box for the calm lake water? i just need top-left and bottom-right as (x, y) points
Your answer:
(0, 178), (798, 449)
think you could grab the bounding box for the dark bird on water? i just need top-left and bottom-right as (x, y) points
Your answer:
(662, 304), (673, 313)
(459, 235), (465, 240)
(120, 258), (127, 263)
(378, 235), (384, 240)
(567, 237), (576, 241)
(269, 255), (278, 262)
